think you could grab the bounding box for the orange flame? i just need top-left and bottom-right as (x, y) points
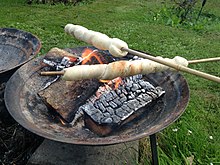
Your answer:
(99, 79), (110, 83)
(68, 56), (78, 62)
(100, 77), (123, 90)
(81, 48), (103, 65)
(81, 48), (123, 89)
(113, 77), (123, 89)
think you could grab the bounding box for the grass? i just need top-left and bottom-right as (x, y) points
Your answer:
(0, 0), (219, 164)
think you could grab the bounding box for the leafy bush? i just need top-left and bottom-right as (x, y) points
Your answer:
(153, 0), (208, 29)
(171, 0), (198, 24)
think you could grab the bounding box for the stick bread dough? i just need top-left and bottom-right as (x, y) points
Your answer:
(62, 56), (188, 81)
(65, 24), (128, 57)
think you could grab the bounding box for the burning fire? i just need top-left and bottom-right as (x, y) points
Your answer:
(81, 48), (103, 65)
(81, 48), (123, 89)
(100, 77), (123, 90)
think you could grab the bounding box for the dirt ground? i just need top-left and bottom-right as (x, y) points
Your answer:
(0, 81), (44, 165)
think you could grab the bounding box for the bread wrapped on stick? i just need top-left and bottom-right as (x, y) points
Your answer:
(62, 56), (188, 81)
(65, 24), (128, 57)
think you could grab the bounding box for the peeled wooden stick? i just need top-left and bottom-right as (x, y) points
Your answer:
(188, 57), (220, 64)
(41, 71), (65, 76)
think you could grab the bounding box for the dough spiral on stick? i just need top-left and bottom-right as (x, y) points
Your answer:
(64, 24), (128, 57)
(62, 56), (188, 81)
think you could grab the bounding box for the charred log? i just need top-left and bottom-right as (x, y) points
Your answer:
(38, 79), (100, 123)
(81, 77), (165, 136)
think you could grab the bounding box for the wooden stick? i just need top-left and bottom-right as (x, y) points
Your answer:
(188, 57), (220, 64)
(40, 71), (64, 76)
(121, 47), (220, 83)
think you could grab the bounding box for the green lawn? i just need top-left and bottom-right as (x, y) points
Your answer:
(0, 0), (219, 164)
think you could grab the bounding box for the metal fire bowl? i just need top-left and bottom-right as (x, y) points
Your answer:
(4, 47), (189, 145)
(0, 28), (41, 74)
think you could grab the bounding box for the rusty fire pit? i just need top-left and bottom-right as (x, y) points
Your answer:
(0, 28), (41, 76)
(4, 46), (189, 145)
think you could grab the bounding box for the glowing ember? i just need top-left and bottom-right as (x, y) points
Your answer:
(59, 118), (67, 125)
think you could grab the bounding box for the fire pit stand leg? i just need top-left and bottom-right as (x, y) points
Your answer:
(150, 133), (159, 165)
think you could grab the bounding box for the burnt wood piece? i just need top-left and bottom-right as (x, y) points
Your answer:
(81, 78), (165, 136)
(41, 48), (79, 71)
(38, 79), (100, 123)
(44, 48), (77, 61)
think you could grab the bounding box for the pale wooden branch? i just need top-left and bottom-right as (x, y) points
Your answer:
(40, 71), (64, 76)
(188, 57), (220, 64)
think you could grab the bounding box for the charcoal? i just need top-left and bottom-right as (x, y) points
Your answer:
(82, 77), (165, 136)
(131, 83), (139, 92)
(115, 108), (127, 118)
(128, 93), (135, 100)
(106, 107), (114, 115)
(110, 90), (117, 98)
(146, 91), (158, 99)
(119, 94), (127, 102)
(111, 115), (121, 123)
(116, 89), (122, 95)
(113, 98), (122, 106)
(109, 101), (117, 109)
(121, 88), (128, 95)
(135, 89), (142, 94)
(102, 100), (108, 107)
(97, 102), (105, 112)
(103, 112), (111, 118)
(101, 117), (113, 124)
